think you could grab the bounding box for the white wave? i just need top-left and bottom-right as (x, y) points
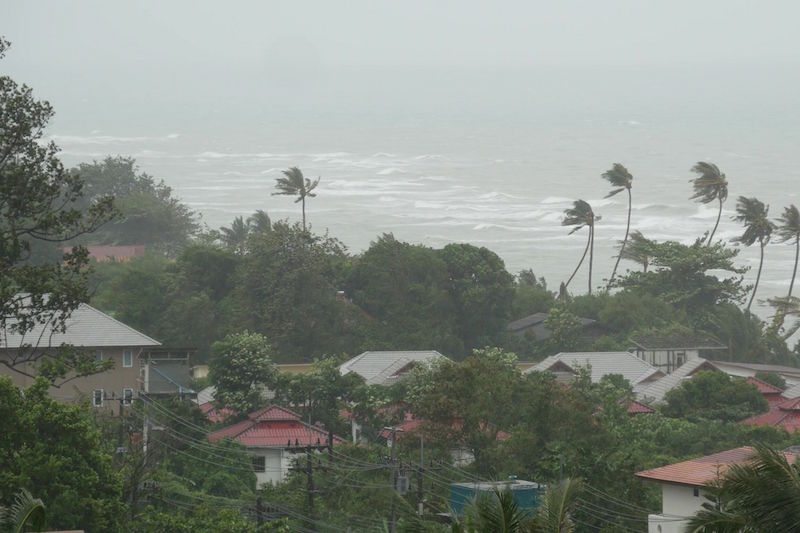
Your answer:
(371, 152), (396, 158)
(412, 154), (447, 161)
(50, 133), (180, 145)
(377, 167), (406, 175)
(196, 151), (291, 159)
(540, 196), (573, 205)
(478, 191), (523, 200)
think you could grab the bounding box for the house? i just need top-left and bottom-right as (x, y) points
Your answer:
(635, 446), (799, 533)
(339, 350), (448, 386)
(627, 400), (656, 416)
(634, 358), (721, 404)
(740, 396), (800, 432)
(507, 312), (606, 343)
(745, 376), (786, 406)
(0, 302), (162, 410)
(142, 348), (196, 399)
(208, 405), (344, 486)
(524, 351), (663, 387)
(630, 332), (726, 374)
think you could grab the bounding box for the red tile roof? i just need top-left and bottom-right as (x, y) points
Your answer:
(635, 446), (799, 487)
(740, 396), (800, 432)
(199, 402), (235, 424)
(627, 400), (656, 415)
(207, 405), (345, 448)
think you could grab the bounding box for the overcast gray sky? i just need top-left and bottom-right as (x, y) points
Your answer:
(4, 0), (799, 74)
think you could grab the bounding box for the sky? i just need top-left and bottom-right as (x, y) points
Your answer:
(4, 0), (800, 76)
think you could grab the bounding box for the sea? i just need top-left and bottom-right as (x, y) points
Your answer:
(37, 64), (800, 319)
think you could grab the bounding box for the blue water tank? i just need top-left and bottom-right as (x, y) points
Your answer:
(449, 480), (545, 517)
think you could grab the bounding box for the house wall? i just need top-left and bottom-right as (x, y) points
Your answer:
(645, 483), (707, 532)
(0, 347), (146, 410)
(252, 448), (308, 487)
(638, 349), (699, 374)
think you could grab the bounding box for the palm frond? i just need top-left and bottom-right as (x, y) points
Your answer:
(3, 489), (45, 533)
(732, 196), (775, 246)
(690, 161), (728, 204)
(533, 478), (582, 533)
(777, 204), (800, 243)
(601, 163), (633, 191)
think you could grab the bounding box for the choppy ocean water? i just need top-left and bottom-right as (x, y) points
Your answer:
(40, 65), (800, 318)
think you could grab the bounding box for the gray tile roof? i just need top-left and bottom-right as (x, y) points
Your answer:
(508, 312), (597, 341)
(525, 351), (660, 385)
(634, 358), (721, 403)
(630, 332), (725, 350)
(340, 350), (448, 386)
(0, 302), (160, 349)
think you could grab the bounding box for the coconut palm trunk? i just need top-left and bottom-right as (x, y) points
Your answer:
(301, 197), (306, 231)
(708, 196), (723, 246)
(790, 234), (799, 300)
(588, 224), (595, 294)
(565, 232), (591, 291)
(747, 240), (766, 312)
(609, 187), (632, 284)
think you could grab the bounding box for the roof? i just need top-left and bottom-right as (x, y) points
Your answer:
(208, 405), (344, 448)
(78, 244), (146, 262)
(339, 350), (447, 386)
(0, 302), (160, 349)
(740, 397), (800, 432)
(711, 360), (800, 386)
(630, 332), (725, 351)
(147, 360), (195, 395)
(784, 382), (800, 399)
(199, 402), (235, 424)
(507, 312), (598, 340)
(627, 400), (656, 415)
(634, 358), (720, 403)
(635, 446), (799, 487)
(746, 376), (784, 395)
(525, 351), (662, 386)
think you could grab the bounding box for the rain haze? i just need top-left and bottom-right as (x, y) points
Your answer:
(4, 0), (800, 305)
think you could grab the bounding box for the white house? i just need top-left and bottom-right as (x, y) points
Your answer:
(630, 332), (725, 374)
(635, 446), (799, 533)
(524, 351), (664, 388)
(339, 350), (448, 386)
(208, 405), (344, 487)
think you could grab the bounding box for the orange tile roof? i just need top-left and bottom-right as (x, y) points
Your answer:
(635, 446), (799, 487)
(740, 396), (800, 432)
(627, 400), (656, 415)
(746, 376), (784, 395)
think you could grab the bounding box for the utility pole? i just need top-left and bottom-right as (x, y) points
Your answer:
(417, 433), (424, 517)
(306, 446), (315, 532)
(384, 426), (404, 533)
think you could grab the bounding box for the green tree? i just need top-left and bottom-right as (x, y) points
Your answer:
(209, 331), (278, 414)
(601, 163), (634, 285)
(439, 243), (515, 351)
(247, 209), (272, 234)
(689, 161), (728, 246)
(754, 371), (786, 390)
(272, 167), (319, 231)
(454, 489), (532, 533)
(531, 478), (583, 533)
(732, 196), (775, 312)
(72, 156), (198, 255)
(543, 305), (582, 353)
(775, 204), (800, 328)
(220, 216), (250, 255)
(562, 200), (600, 295)
(661, 371), (768, 422)
(0, 37), (114, 383)
(687, 444), (800, 533)
(0, 376), (123, 531)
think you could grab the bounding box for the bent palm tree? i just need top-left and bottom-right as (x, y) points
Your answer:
(687, 445), (800, 532)
(0, 488), (46, 533)
(690, 162), (728, 246)
(562, 200), (600, 295)
(618, 230), (654, 273)
(247, 209), (271, 234)
(777, 205), (800, 316)
(601, 163), (634, 285)
(220, 215), (249, 255)
(272, 166), (320, 231)
(732, 197), (775, 312)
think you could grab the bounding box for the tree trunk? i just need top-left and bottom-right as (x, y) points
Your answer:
(747, 240), (765, 313)
(707, 197), (723, 246)
(588, 224), (594, 295)
(301, 196), (306, 231)
(608, 188), (631, 287)
(776, 236), (799, 329)
(565, 231), (591, 292)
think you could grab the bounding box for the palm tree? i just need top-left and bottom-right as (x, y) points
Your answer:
(453, 489), (531, 533)
(687, 445), (800, 532)
(272, 166), (320, 231)
(618, 230), (654, 273)
(690, 162), (728, 246)
(0, 488), (46, 533)
(247, 209), (271, 234)
(732, 196), (775, 312)
(220, 215), (249, 255)
(531, 478), (582, 533)
(601, 163), (634, 285)
(562, 200), (600, 295)
(777, 205), (800, 302)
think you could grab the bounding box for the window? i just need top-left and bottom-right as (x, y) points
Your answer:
(123, 388), (134, 405)
(693, 487), (700, 497)
(252, 455), (266, 473)
(92, 389), (104, 407)
(123, 350), (133, 368)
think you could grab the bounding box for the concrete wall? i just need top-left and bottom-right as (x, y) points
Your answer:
(647, 483), (707, 532)
(0, 347), (146, 411)
(253, 448), (310, 487)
